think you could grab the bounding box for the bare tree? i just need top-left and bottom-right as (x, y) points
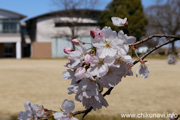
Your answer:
(145, 0), (180, 53)
(51, 0), (100, 48)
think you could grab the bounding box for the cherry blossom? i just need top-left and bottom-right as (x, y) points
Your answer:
(169, 113), (179, 120)
(18, 101), (44, 120)
(90, 30), (95, 38)
(53, 99), (78, 120)
(84, 54), (91, 65)
(88, 56), (115, 77)
(68, 78), (108, 110)
(74, 67), (86, 81)
(71, 39), (80, 45)
(64, 47), (73, 54)
(53, 112), (78, 120)
(62, 69), (76, 85)
(61, 99), (75, 114)
(117, 30), (136, 55)
(111, 17), (127, 27)
(93, 27), (123, 58)
(136, 63), (149, 79)
(66, 44), (86, 69)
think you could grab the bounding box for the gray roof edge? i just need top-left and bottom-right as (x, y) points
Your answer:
(0, 8), (26, 19)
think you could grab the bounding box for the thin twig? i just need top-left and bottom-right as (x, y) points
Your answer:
(103, 87), (114, 97)
(72, 109), (88, 116)
(80, 107), (93, 120)
(132, 38), (177, 65)
(129, 34), (180, 46)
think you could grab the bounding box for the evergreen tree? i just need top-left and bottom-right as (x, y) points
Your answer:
(99, 0), (148, 41)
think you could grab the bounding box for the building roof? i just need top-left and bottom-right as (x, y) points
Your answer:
(25, 9), (101, 22)
(0, 9), (26, 19)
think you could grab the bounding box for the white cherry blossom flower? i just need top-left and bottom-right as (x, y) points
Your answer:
(68, 78), (108, 110)
(62, 69), (76, 85)
(169, 113), (179, 120)
(91, 29), (104, 43)
(88, 55), (115, 77)
(61, 99), (75, 114)
(84, 54), (91, 65)
(74, 67), (86, 81)
(68, 78), (99, 98)
(18, 101), (44, 120)
(111, 17), (127, 27)
(93, 27), (123, 58)
(53, 99), (78, 120)
(117, 30), (136, 56)
(66, 44), (86, 69)
(113, 54), (133, 68)
(81, 93), (108, 111)
(99, 67), (123, 88)
(136, 63), (149, 79)
(118, 30), (136, 44)
(31, 104), (44, 118)
(53, 112), (78, 120)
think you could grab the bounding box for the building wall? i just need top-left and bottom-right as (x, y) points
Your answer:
(36, 17), (99, 42)
(0, 9), (24, 59)
(0, 34), (21, 43)
(32, 42), (51, 58)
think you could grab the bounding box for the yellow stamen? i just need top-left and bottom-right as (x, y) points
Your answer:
(98, 60), (103, 65)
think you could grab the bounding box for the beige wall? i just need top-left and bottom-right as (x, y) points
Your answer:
(32, 42), (51, 58)
(36, 17), (99, 42)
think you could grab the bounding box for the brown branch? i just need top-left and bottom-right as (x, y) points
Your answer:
(103, 87), (114, 97)
(132, 38), (178, 65)
(130, 34), (180, 46)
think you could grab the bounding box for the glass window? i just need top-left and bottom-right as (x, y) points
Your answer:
(2, 22), (19, 33)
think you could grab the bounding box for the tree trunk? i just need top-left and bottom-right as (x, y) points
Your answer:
(71, 26), (75, 49)
(171, 42), (176, 54)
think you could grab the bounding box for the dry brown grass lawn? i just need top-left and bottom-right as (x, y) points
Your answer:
(0, 58), (180, 118)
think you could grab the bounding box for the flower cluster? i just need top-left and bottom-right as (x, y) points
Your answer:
(18, 100), (78, 120)
(18, 17), (151, 120)
(18, 101), (44, 120)
(62, 17), (149, 110)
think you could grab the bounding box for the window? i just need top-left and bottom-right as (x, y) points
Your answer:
(0, 19), (20, 33)
(2, 22), (19, 33)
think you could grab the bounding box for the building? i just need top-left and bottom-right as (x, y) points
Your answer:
(0, 9), (26, 59)
(25, 9), (101, 58)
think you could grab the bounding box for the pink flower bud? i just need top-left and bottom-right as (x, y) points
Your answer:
(71, 39), (80, 44)
(75, 67), (86, 80)
(64, 47), (73, 54)
(85, 54), (91, 65)
(90, 30), (95, 38)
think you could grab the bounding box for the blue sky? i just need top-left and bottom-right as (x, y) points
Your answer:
(0, 0), (163, 18)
